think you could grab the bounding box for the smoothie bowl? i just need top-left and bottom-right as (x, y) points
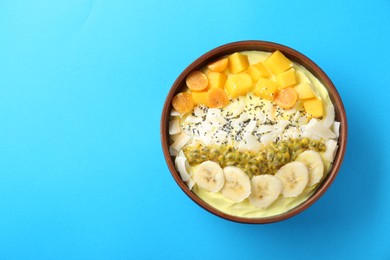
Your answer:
(161, 41), (347, 223)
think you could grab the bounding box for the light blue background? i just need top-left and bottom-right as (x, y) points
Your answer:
(1, 0), (389, 259)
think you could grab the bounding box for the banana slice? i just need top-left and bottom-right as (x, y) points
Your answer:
(275, 161), (309, 198)
(295, 150), (324, 186)
(220, 166), (251, 202)
(248, 175), (282, 208)
(193, 161), (225, 193)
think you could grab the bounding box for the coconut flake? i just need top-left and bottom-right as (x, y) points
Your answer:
(257, 125), (274, 134)
(214, 130), (228, 144)
(244, 120), (257, 134)
(323, 105), (335, 128)
(206, 108), (227, 126)
(281, 108), (296, 118)
(323, 139), (338, 162)
(293, 111), (302, 122)
(231, 113), (250, 132)
(169, 118), (181, 135)
(175, 155), (191, 182)
(263, 102), (275, 122)
(185, 115), (202, 124)
(238, 133), (262, 152)
(283, 127), (300, 139)
(298, 116), (309, 126)
(170, 109), (181, 116)
(274, 120), (290, 135)
(169, 132), (191, 156)
(304, 118), (336, 139)
(222, 97), (245, 118)
(186, 178), (195, 190)
(256, 111), (266, 124)
(193, 105), (207, 117)
(261, 132), (274, 146)
(333, 121), (340, 138)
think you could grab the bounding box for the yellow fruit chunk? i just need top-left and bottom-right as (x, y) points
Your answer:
(207, 71), (227, 89)
(225, 73), (253, 99)
(191, 90), (208, 105)
(264, 50), (293, 75)
(186, 71), (208, 91)
(253, 78), (278, 101)
(294, 82), (315, 100)
(252, 62), (271, 78)
(207, 58), (228, 72)
(246, 66), (260, 82)
(172, 92), (194, 113)
(228, 52), (249, 74)
(276, 68), (297, 89)
(206, 88), (229, 108)
(274, 87), (298, 109)
(246, 62), (271, 82)
(304, 98), (323, 118)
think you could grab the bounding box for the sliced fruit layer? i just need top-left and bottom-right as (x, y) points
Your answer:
(275, 161), (309, 198)
(221, 166), (251, 202)
(295, 150), (324, 186)
(169, 50), (340, 213)
(249, 175), (282, 208)
(193, 161), (225, 193)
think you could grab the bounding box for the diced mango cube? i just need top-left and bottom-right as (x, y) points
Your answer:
(277, 68), (297, 89)
(304, 98), (323, 118)
(246, 62), (270, 82)
(264, 50), (293, 75)
(228, 52), (249, 74)
(252, 62), (271, 78)
(207, 71), (227, 89)
(225, 72), (253, 98)
(207, 58), (228, 72)
(294, 82), (315, 100)
(246, 66), (260, 82)
(191, 90), (208, 105)
(253, 78), (278, 101)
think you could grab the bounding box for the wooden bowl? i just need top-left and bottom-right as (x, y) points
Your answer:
(161, 40), (347, 223)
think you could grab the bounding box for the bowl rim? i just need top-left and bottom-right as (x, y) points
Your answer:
(161, 40), (348, 224)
